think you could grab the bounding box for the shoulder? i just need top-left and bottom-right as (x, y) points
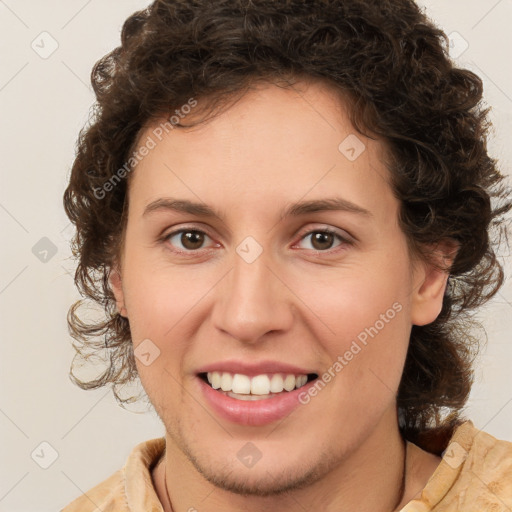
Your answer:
(61, 469), (126, 512)
(454, 421), (512, 508)
(401, 420), (512, 511)
(60, 437), (166, 512)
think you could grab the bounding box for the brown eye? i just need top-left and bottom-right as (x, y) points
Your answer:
(310, 231), (336, 250)
(165, 230), (211, 251)
(180, 231), (205, 250)
(296, 229), (345, 252)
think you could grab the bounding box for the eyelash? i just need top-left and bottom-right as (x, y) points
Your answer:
(160, 226), (353, 257)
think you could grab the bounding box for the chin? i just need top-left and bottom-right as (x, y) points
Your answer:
(193, 462), (325, 497)
(181, 440), (338, 498)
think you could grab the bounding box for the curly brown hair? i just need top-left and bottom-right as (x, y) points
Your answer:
(63, 0), (511, 453)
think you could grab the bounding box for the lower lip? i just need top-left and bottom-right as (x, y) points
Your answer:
(196, 376), (317, 426)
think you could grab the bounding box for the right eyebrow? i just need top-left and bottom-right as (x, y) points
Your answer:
(143, 198), (225, 220)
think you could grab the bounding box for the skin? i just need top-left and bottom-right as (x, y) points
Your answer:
(110, 79), (452, 512)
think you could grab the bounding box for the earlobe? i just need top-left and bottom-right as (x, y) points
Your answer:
(410, 241), (459, 326)
(109, 267), (128, 317)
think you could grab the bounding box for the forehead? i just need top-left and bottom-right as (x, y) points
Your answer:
(127, 80), (397, 224)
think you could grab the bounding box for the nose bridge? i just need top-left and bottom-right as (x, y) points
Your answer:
(212, 240), (293, 343)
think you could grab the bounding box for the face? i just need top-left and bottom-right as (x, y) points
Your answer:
(111, 80), (448, 496)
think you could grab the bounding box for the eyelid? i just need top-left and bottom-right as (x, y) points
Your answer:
(293, 224), (354, 245)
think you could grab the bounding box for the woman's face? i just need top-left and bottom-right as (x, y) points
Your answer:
(111, 80), (447, 495)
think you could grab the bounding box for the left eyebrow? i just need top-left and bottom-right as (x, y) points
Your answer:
(281, 197), (373, 219)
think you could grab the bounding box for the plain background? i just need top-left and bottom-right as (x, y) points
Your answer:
(0, 1), (511, 510)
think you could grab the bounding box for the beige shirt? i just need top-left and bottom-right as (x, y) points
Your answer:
(61, 420), (512, 511)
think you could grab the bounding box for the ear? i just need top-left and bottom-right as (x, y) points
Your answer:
(410, 240), (459, 326)
(109, 266), (128, 318)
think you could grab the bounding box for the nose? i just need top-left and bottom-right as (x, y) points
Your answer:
(211, 247), (294, 344)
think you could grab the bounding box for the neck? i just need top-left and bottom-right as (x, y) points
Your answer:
(154, 407), (414, 512)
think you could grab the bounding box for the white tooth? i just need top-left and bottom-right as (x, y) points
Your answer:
(211, 371), (221, 389)
(210, 372), (308, 394)
(251, 374), (271, 395)
(220, 372), (233, 391)
(284, 374), (296, 391)
(232, 373), (251, 394)
(269, 374), (285, 393)
(226, 391), (276, 401)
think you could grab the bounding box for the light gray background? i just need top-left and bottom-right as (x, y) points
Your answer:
(0, 1), (511, 511)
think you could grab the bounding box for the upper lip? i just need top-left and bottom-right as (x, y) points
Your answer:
(196, 360), (318, 377)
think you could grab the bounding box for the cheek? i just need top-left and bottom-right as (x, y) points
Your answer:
(295, 256), (412, 394)
(120, 251), (220, 391)
(122, 261), (194, 401)
(121, 245), (208, 333)
(306, 269), (410, 417)
(297, 262), (409, 337)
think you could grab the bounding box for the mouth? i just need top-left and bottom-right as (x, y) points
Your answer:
(198, 371), (319, 401)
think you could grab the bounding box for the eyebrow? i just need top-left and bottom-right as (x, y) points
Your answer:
(143, 197), (373, 220)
